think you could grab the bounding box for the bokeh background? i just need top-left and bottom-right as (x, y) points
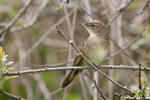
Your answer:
(0, 0), (150, 100)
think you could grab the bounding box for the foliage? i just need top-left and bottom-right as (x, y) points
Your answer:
(134, 72), (150, 98)
(0, 47), (16, 89)
(120, 96), (125, 100)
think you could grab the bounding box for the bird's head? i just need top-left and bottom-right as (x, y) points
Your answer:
(82, 20), (107, 37)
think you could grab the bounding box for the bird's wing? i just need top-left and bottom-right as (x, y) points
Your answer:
(73, 49), (86, 66)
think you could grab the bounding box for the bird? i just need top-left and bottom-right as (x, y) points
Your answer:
(61, 20), (108, 88)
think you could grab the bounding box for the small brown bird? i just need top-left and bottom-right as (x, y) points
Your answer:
(61, 20), (108, 88)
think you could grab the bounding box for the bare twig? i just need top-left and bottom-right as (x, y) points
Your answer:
(4, 65), (150, 76)
(0, 89), (25, 100)
(107, 0), (134, 27)
(55, 25), (135, 95)
(136, 0), (150, 15)
(94, 80), (108, 100)
(138, 64), (142, 90)
(0, 0), (33, 41)
(138, 64), (145, 98)
(51, 88), (62, 96)
(31, 59), (73, 68)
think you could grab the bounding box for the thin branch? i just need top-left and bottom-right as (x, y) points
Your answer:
(136, 0), (150, 15)
(138, 64), (145, 98)
(51, 88), (62, 96)
(4, 65), (150, 76)
(107, 0), (134, 27)
(0, 0), (33, 41)
(31, 59), (73, 68)
(138, 64), (142, 90)
(94, 80), (108, 100)
(0, 89), (25, 100)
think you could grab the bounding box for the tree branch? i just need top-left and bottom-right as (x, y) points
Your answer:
(94, 80), (108, 100)
(136, 0), (150, 14)
(4, 65), (150, 76)
(0, 89), (25, 100)
(138, 64), (142, 90)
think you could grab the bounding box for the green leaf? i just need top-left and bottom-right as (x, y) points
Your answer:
(56, 7), (62, 12)
(134, 92), (140, 97)
(120, 96), (125, 100)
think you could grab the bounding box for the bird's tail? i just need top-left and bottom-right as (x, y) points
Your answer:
(61, 69), (82, 88)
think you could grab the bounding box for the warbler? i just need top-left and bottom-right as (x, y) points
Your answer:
(61, 20), (108, 88)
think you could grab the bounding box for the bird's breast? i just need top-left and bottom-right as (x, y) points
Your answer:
(85, 42), (108, 66)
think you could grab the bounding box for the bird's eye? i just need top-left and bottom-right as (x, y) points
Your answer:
(90, 24), (95, 27)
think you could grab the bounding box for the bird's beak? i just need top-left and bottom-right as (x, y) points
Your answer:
(79, 22), (85, 27)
